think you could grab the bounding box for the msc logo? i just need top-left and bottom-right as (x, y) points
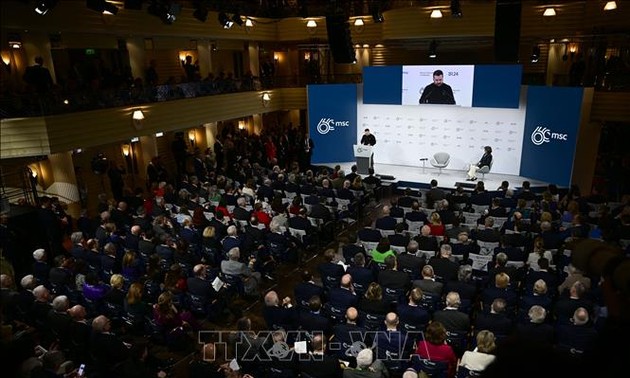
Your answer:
(531, 126), (568, 146)
(316, 118), (350, 135)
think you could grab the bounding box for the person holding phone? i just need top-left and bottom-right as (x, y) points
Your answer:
(419, 70), (456, 105)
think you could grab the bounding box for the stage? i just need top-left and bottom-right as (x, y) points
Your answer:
(330, 162), (552, 193)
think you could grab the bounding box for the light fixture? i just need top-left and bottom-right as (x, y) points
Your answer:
(121, 143), (131, 157)
(604, 1), (617, 11)
(63, 99), (69, 105)
(155, 131), (164, 137)
(148, 1), (181, 24)
(543, 7), (556, 17)
(262, 92), (271, 107)
(30, 167), (38, 178)
(569, 43), (577, 54)
(132, 109), (144, 130)
(273, 52), (280, 64)
(238, 120), (245, 130)
(132, 109), (145, 120)
(304, 51), (311, 60)
(1, 52), (10, 69)
(430, 9), (443, 19)
(218, 12), (234, 29)
(450, 0), (463, 18)
(35, 0), (58, 15)
(353, 18), (365, 33)
(428, 40), (438, 59)
(306, 19), (317, 27)
(531, 46), (541, 63)
(245, 18), (254, 27)
(8, 34), (22, 49)
(188, 130), (196, 143)
(130, 136), (139, 143)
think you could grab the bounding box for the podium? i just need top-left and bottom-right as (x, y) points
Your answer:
(353, 144), (373, 175)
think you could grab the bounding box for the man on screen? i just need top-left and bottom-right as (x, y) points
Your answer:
(419, 69), (456, 105)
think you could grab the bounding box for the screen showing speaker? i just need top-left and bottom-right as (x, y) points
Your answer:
(402, 65), (475, 107)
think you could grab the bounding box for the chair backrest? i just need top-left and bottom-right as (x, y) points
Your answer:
(433, 152), (450, 165)
(360, 311), (386, 331)
(411, 355), (449, 378)
(476, 241), (499, 256)
(469, 253), (493, 271)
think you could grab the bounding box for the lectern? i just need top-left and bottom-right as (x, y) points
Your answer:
(353, 144), (373, 175)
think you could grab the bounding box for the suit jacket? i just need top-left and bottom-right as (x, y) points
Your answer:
(432, 308), (470, 333)
(294, 281), (325, 308)
(263, 305), (297, 331)
(412, 278), (443, 296)
(478, 153), (492, 168)
(427, 256), (459, 282)
(414, 235), (438, 252)
(377, 269), (410, 291)
(187, 276), (214, 299)
(298, 310), (332, 335)
(328, 287), (358, 309)
(90, 331), (129, 367)
(221, 259), (253, 278)
(474, 311), (514, 337)
(233, 206), (251, 221)
(397, 253), (425, 279)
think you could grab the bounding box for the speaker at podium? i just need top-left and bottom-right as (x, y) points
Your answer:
(353, 144), (373, 175)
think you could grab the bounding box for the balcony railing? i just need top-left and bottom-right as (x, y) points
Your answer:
(0, 73), (363, 119)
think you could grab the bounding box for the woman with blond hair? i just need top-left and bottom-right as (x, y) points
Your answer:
(459, 330), (497, 373)
(429, 211), (445, 236)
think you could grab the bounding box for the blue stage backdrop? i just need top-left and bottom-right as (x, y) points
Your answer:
(308, 84), (358, 164)
(363, 66), (402, 104)
(520, 86), (584, 186)
(472, 65), (522, 108)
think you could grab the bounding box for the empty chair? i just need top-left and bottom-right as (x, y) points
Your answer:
(430, 152), (450, 175)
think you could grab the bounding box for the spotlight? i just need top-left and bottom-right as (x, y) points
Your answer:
(148, 1), (180, 24)
(450, 0), (463, 18)
(218, 12), (233, 29)
(531, 46), (541, 63)
(35, 0), (58, 15)
(428, 40), (438, 59)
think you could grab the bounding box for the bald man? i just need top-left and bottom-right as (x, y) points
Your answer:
(331, 307), (368, 364)
(90, 315), (130, 369)
(328, 274), (358, 311)
(374, 312), (412, 373)
(262, 290), (296, 331)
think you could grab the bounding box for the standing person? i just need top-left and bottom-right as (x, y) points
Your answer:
(23, 56), (53, 94)
(172, 132), (188, 180)
(302, 132), (314, 170)
(419, 69), (456, 105)
(360, 128), (376, 170)
(467, 146), (493, 181)
(107, 161), (126, 203)
(145, 59), (159, 86)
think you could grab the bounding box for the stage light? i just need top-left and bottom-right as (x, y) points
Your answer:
(531, 46), (541, 63)
(218, 12), (233, 29)
(428, 40), (438, 59)
(450, 0), (463, 18)
(604, 1), (617, 11)
(35, 0), (58, 15)
(148, 1), (181, 24)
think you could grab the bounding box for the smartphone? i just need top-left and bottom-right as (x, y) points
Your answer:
(77, 364), (86, 377)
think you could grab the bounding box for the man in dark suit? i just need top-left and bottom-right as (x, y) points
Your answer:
(389, 223), (410, 249)
(256, 178), (276, 203)
(187, 264), (224, 317)
(209, 211), (228, 240)
(233, 196), (252, 222)
(263, 290), (297, 331)
(374, 205), (397, 231)
(427, 179), (445, 209)
(474, 297), (514, 337)
(397, 241), (426, 280)
(346, 253), (375, 298)
(414, 225), (439, 252)
(330, 307), (367, 366)
(432, 291), (471, 335)
(373, 313), (413, 374)
(377, 255), (410, 296)
(397, 288), (430, 336)
(298, 334), (343, 377)
(345, 165), (359, 185)
(298, 295), (332, 337)
(328, 274), (358, 311)
(427, 244), (459, 283)
(405, 201), (428, 223)
(318, 249), (345, 292)
(473, 216), (501, 242)
(294, 270), (325, 309)
(90, 315), (131, 372)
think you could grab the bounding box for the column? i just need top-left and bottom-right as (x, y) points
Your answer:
(204, 122), (218, 149)
(126, 38), (147, 82)
(245, 42), (260, 76)
(197, 40), (212, 79)
(48, 151), (81, 219)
